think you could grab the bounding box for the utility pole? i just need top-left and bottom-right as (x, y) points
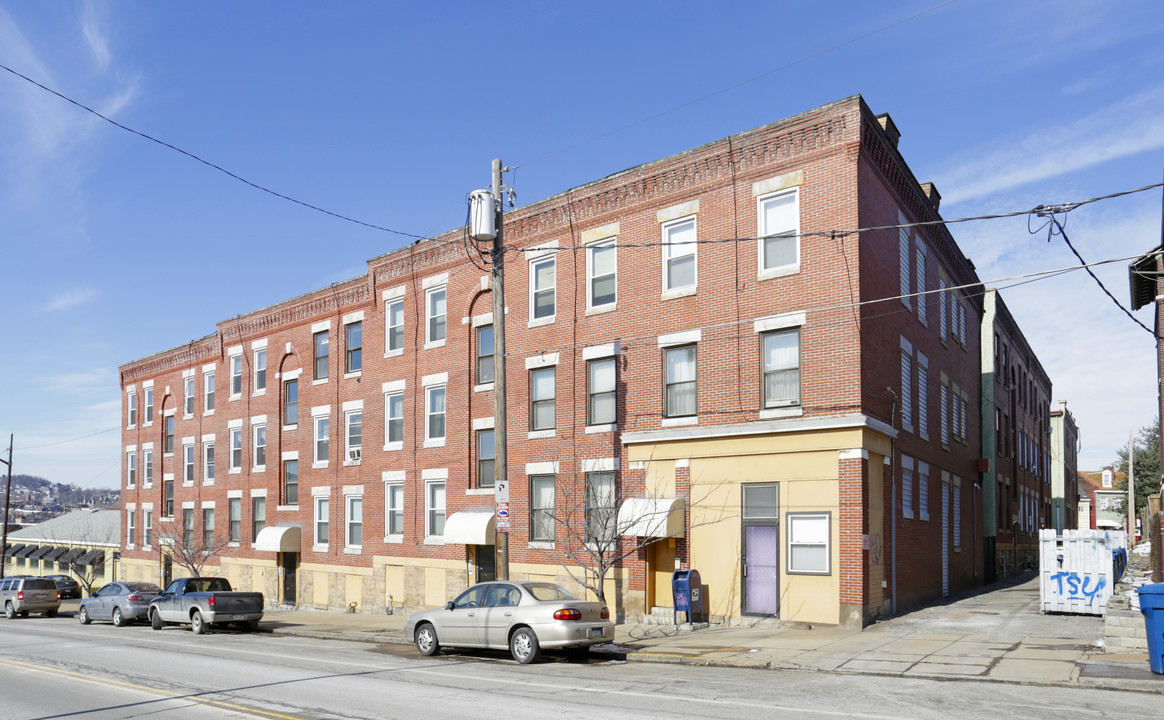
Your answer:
(1, 435), (13, 580)
(1128, 430), (1136, 545)
(488, 160), (510, 580)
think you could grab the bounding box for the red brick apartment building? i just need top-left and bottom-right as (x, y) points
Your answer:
(120, 95), (1003, 628)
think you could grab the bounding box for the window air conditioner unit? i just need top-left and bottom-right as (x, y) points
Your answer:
(348, 447), (362, 462)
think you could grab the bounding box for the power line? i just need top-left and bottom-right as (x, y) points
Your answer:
(0, 62), (428, 241)
(16, 425), (122, 451)
(504, 183), (1164, 254)
(514, 0), (962, 169)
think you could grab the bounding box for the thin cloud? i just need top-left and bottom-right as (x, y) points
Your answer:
(44, 287), (97, 312)
(939, 87), (1164, 204)
(81, 0), (112, 71)
(42, 368), (112, 395)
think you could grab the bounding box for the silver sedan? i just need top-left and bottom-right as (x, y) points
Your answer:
(404, 581), (613, 663)
(78, 582), (162, 627)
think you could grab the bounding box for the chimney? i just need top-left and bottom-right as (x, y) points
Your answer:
(876, 113), (900, 148)
(919, 182), (941, 211)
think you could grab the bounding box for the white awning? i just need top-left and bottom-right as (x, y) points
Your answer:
(254, 525), (301, 552)
(618, 497), (685, 538)
(442, 511), (496, 545)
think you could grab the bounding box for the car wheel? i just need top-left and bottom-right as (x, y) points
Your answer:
(46, 609), (58, 618)
(510, 627), (541, 664)
(78, 607), (91, 625)
(4, 602), (15, 620)
(191, 610), (206, 634)
(150, 609), (164, 631)
(415, 623), (440, 656)
(112, 607), (125, 627)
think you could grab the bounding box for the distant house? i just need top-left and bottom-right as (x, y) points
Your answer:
(1077, 469), (1125, 531)
(2, 509), (120, 590)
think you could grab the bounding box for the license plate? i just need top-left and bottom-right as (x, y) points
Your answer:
(588, 628), (604, 638)
(229, 614), (245, 621)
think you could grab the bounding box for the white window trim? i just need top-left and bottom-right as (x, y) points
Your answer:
(344, 409), (363, 466)
(384, 292), (406, 358)
(228, 346), (244, 401)
(661, 215), (698, 297)
(787, 511), (831, 575)
(528, 252), (557, 328)
(344, 493), (363, 552)
(229, 427), (243, 475)
(384, 388), (404, 451)
(252, 345), (267, 397)
(585, 236), (617, 312)
(313, 411), (330, 469)
(424, 478), (446, 543)
(756, 186), (801, 280)
(425, 285), (448, 349)
(384, 471), (405, 542)
(313, 494), (330, 551)
(252, 422), (267, 472)
(424, 384), (447, 448)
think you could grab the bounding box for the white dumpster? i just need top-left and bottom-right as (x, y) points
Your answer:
(1038, 528), (1127, 616)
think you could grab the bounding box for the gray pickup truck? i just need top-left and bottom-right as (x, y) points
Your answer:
(148, 577), (264, 634)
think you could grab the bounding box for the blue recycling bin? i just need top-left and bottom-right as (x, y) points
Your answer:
(672, 569), (703, 626)
(1136, 583), (1164, 674)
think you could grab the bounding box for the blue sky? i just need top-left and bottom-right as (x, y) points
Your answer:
(1, 0), (1161, 488)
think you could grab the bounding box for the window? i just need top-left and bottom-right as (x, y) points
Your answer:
(143, 511), (153, 546)
(664, 345), (697, 418)
(230, 353), (243, 397)
(164, 415), (174, 454)
(228, 498), (241, 543)
(531, 256), (555, 321)
(253, 424), (266, 469)
(254, 348), (267, 392)
(252, 497), (266, 543)
(587, 239), (617, 309)
(901, 348), (913, 431)
(128, 391), (137, 426)
(902, 458), (914, 519)
(204, 372), (215, 412)
(761, 330), (800, 408)
(758, 189), (798, 273)
(183, 444), (194, 483)
(916, 243), (927, 325)
(476, 325), (494, 385)
(426, 287), (446, 344)
(662, 217), (696, 292)
(145, 450), (153, 485)
(426, 481), (445, 537)
(1102, 470), (1113, 488)
(788, 512), (830, 574)
(164, 478), (174, 517)
(386, 392), (404, 446)
(127, 451), (136, 487)
(345, 321), (362, 373)
(184, 376), (195, 416)
(230, 427), (243, 471)
(127, 510), (136, 546)
(283, 459), (298, 506)
(587, 358), (616, 426)
(307, 333), (328, 385)
(477, 429), (495, 488)
(585, 471), (616, 546)
(953, 481), (962, 548)
(899, 224), (911, 308)
(426, 385), (446, 442)
(145, 387), (154, 424)
(386, 481), (404, 536)
(386, 298), (404, 353)
(531, 474), (555, 542)
(284, 379), (298, 426)
(202, 508), (214, 548)
(529, 367), (556, 431)
(311, 495), (329, 546)
(204, 443), (215, 483)
(917, 354), (929, 440)
(940, 382), (950, 446)
(938, 277), (949, 342)
(918, 463), (930, 521)
(183, 508), (194, 552)
(314, 415), (330, 465)
(345, 411), (362, 463)
(346, 496), (362, 547)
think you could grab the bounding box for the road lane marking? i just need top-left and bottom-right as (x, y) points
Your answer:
(0, 657), (312, 720)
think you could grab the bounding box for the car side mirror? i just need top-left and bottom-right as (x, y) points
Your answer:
(445, 601), (455, 611)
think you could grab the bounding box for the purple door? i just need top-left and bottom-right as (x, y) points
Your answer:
(744, 525), (779, 615)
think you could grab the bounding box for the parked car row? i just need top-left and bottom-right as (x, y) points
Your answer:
(0, 576), (61, 618)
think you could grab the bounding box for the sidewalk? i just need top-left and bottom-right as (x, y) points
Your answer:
(259, 588), (1164, 693)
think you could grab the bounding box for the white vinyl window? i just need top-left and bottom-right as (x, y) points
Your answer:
(386, 481), (404, 537)
(314, 414), (330, 466)
(204, 371), (215, 413)
(530, 256), (556, 322)
(314, 495), (329, 547)
(529, 367), (556, 431)
(230, 352), (243, 398)
(184, 376), (195, 416)
(254, 348), (267, 393)
(587, 239), (617, 310)
(530, 474), (556, 542)
(204, 443), (215, 483)
(345, 321), (362, 373)
(386, 298), (404, 354)
(426, 481), (446, 538)
(426, 385), (446, 443)
(228, 498), (241, 543)
(664, 345), (697, 418)
(758, 188), (799, 275)
(662, 217), (697, 292)
(183, 444), (195, 484)
(346, 495), (363, 549)
(144, 387), (154, 425)
(144, 450), (153, 486)
(127, 451), (136, 487)
(345, 411), (362, 463)
(762, 329), (800, 408)
(385, 391), (404, 449)
(128, 390), (137, 427)
(229, 428), (242, 472)
(426, 287), (446, 345)
(587, 358), (616, 427)
(787, 512), (830, 574)
(253, 424), (266, 470)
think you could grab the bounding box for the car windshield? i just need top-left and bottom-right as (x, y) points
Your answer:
(26, 579), (57, 590)
(522, 583), (579, 601)
(128, 583), (161, 593)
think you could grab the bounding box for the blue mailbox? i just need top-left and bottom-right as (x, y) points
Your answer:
(672, 569), (703, 626)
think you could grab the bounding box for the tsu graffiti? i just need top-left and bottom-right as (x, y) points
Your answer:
(1047, 572), (1106, 605)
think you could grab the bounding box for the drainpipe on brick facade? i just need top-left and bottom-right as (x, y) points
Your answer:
(887, 390), (898, 615)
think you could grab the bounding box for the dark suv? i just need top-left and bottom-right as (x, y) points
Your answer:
(0, 577), (61, 618)
(45, 574), (82, 599)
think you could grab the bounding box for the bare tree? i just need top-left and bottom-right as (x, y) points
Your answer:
(152, 518), (232, 579)
(43, 512), (119, 596)
(532, 469), (735, 609)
